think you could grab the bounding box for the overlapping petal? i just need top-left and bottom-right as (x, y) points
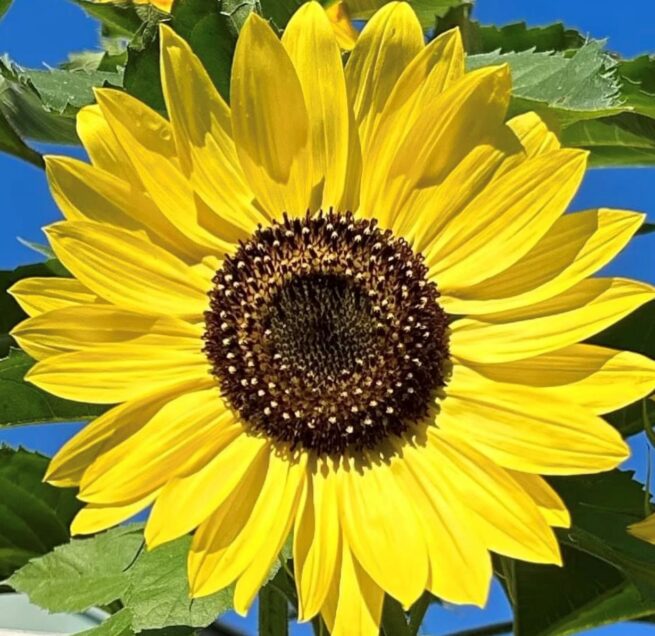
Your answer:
(440, 209), (645, 314)
(231, 14), (312, 217)
(451, 278), (655, 364)
(440, 365), (630, 474)
(45, 221), (210, 320)
(282, 2), (354, 210)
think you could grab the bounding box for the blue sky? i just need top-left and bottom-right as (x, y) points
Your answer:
(1, 1), (655, 634)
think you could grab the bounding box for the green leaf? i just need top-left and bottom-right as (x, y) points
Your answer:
(10, 66), (124, 114)
(258, 0), (302, 29)
(0, 349), (107, 428)
(0, 75), (78, 144)
(508, 547), (655, 636)
(0, 106), (42, 167)
(434, 5), (585, 56)
(8, 525), (144, 612)
(77, 608), (134, 636)
(221, 0), (259, 34)
(503, 470), (655, 635)
(16, 237), (55, 259)
(560, 56), (655, 166)
(122, 534), (232, 630)
(0, 447), (82, 580)
(474, 22), (585, 55)
(123, 32), (164, 112)
(174, 0), (244, 101)
(0, 0), (12, 21)
(0, 57), (123, 146)
(561, 113), (655, 167)
(12, 520), (292, 632)
(0, 259), (67, 356)
(11, 525), (233, 632)
(346, 0), (469, 28)
(553, 470), (655, 587)
(605, 399), (655, 438)
(591, 299), (655, 360)
(61, 50), (128, 74)
(618, 55), (655, 119)
(467, 41), (623, 123)
(70, 0), (144, 38)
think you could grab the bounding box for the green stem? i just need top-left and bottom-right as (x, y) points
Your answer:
(643, 398), (655, 517)
(645, 443), (653, 518)
(643, 399), (655, 447)
(443, 621), (513, 636)
(311, 614), (328, 636)
(381, 596), (411, 636)
(408, 592), (431, 636)
(259, 571), (290, 636)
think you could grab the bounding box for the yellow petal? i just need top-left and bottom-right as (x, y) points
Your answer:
(94, 88), (232, 253)
(393, 439), (491, 606)
(145, 434), (269, 547)
(401, 135), (518, 253)
(9, 277), (98, 317)
(79, 389), (238, 505)
(427, 149), (588, 290)
(371, 65), (512, 229)
(282, 2), (352, 209)
(450, 278), (655, 364)
(320, 562), (340, 634)
(345, 2), (423, 158)
(159, 25), (265, 236)
(440, 209), (645, 315)
(232, 454), (307, 614)
(231, 14), (312, 217)
(338, 455), (428, 608)
(45, 155), (208, 262)
(188, 457), (271, 597)
(26, 342), (208, 404)
(629, 514), (655, 543)
(45, 221), (209, 320)
(76, 105), (138, 186)
(71, 492), (158, 536)
(325, 1), (359, 50)
(440, 365), (630, 475)
(507, 111), (560, 157)
(294, 461), (341, 621)
(11, 305), (201, 360)
(45, 380), (208, 487)
(425, 430), (562, 564)
(359, 29), (478, 223)
(465, 343), (655, 415)
(505, 470), (570, 528)
(331, 540), (384, 636)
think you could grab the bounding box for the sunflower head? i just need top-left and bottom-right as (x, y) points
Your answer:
(9, 2), (655, 635)
(204, 210), (450, 454)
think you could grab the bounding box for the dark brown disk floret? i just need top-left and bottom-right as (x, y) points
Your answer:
(203, 211), (449, 456)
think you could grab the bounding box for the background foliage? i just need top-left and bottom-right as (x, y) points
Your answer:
(1, 1), (655, 635)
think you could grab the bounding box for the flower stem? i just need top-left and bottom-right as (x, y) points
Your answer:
(381, 596), (411, 636)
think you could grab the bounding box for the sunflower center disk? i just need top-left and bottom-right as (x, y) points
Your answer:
(204, 212), (450, 455)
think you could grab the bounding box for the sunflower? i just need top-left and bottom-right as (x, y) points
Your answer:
(10, 2), (655, 633)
